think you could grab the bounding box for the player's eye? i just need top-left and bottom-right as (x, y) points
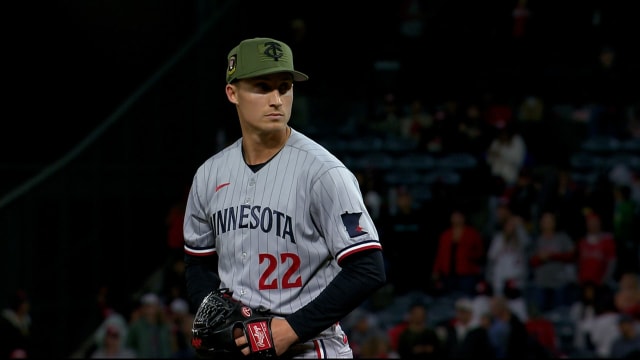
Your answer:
(254, 82), (272, 92)
(249, 79), (292, 95)
(278, 82), (293, 95)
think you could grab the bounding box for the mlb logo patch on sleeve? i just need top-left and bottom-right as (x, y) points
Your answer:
(341, 212), (368, 237)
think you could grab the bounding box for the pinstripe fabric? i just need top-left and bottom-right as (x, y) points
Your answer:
(183, 128), (382, 316)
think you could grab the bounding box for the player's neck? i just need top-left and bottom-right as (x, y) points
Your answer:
(242, 126), (291, 165)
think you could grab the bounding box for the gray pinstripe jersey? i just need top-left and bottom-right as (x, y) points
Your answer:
(183, 128), (382, 314)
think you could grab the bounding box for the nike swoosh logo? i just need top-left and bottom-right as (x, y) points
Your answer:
(215, 182), (231, 192)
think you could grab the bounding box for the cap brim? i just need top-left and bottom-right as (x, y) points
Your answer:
(292, 70), (309, 82)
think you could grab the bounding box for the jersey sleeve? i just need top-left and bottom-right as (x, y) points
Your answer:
(310, 166), (382, 265)
(183, 172), (216, 257)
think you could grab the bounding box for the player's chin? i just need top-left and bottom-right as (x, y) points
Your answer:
(261, 119), (290, 132)
(262, 116), (289, 126)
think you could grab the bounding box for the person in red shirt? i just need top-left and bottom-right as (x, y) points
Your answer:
(432, 208), (485, 297)
(577, 211), (617, 287)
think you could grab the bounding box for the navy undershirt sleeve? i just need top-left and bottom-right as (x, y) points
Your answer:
(184, 253), (221, 311)
(285, 249), (386, 342)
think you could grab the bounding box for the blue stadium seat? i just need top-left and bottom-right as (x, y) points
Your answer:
(435, 152), (478, 170)
(384, 171), (423, 185)
(605, 154), (640, 171)
(345, 137), (384, 153)
(581, 136), (621, 154)
(351, 152), (394, 170)
(621, 138), (640, 154)
(384, 136), (419, 153)
(569, 152), (607, 171)
(570, 171), (599, 186)
(394, 152), (436, 170)
(423, 169), (461, 185)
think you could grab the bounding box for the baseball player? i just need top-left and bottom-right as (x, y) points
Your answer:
(182, 37), (387, 358)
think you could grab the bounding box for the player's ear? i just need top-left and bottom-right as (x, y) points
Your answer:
(225, 83), (239, 104)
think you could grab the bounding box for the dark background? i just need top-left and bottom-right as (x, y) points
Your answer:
(3, 0), (638, 171)
(1, 0), (638, 357)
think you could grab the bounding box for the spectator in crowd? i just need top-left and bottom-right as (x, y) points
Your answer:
(469, 280), (493, 328)
(0, 289), (31, 358)
(583, 174), (616, 232)
(90, 315), (136, 359)
(516, 95), (544, 124)
(537, 166), (586, 240)
(125, 293), (173, 358)
(396, 302), (444, 359)
(485, 121), (527, 188)
(487, 295), (529, 359)
(569, 281), (607, 356)
(511, 0), (532, 41)
(614, 272), (640, 319)
(486, 214), (530, 297)
(168, 298), (195, 359)
(94, 285), (115, 325)
(529, 210), (577, 312)
(161, 255), (190, 313)
(484, 196), (512, 244)
(422, 100), (463, 153)
(342, 308), (385, 359)
(525, 303), (560, 357)
(358, 332), (400, 358)
(399, 98), (433, 144)
(439, 297), (495, 359)
(502, 167), (540, 230)
(625, 101), (640, 139)
(612, 184), (640, 277)
(371, 92), (403, 138)
(452, 102), (489, 156)
(503, 279), (529, 323)
(585, 46), (627, 139)
(588, 290), (623, 359)
(438, 298), (471, 354)
(82, 284), (133, 357)
(396, 0), (426, 57)
(576, 210), (617, 289)
(432, 208), (485, 297)
(386, 313), (409, 355)
(609, 313), (640, 359)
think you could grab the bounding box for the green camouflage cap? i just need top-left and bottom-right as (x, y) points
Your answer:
(226, 37), (309, 84)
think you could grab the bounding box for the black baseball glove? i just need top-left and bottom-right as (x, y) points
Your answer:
(191, 288), (277, 359)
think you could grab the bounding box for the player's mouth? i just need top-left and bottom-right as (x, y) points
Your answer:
(265, 113), (284, 119)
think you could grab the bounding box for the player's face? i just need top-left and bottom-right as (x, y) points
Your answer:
(228, 73), (294, 134)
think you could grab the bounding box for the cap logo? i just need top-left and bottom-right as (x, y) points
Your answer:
(262, 41), (284, 61)
(227, 54), (237, 77)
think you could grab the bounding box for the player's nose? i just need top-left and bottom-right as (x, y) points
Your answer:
(268, 89), (283, 106)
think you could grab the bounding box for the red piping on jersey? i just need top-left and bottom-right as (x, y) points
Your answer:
(313, 339), (323, 358)
(336, 243), (382, 265)
(184, 247), (216, 257)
